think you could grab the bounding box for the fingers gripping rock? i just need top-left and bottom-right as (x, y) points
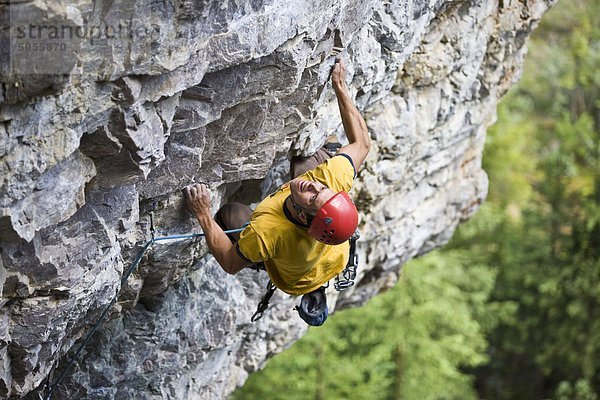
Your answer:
(183, 183), (212, 218)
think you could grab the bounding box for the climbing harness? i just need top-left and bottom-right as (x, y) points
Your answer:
(42, 215), (247, 400)
(251, 229), (360, 324)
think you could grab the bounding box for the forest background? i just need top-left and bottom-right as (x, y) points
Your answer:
(233, 0), (600, 398)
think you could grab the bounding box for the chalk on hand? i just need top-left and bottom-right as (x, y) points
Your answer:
(182, 182), (207, 191)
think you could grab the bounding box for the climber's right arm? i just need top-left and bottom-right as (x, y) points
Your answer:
(183, 184), (252, 275)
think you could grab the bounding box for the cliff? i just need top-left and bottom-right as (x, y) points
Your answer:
(0, 0), (554, 398)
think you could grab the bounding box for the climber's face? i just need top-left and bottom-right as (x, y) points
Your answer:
(290, 178), (336, 214)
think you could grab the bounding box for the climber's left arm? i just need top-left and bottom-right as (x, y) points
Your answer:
(183, 184), (252, 275)
(332, 58), (371, 171)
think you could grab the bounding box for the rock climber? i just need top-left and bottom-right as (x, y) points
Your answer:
(183, 57), (370, 297)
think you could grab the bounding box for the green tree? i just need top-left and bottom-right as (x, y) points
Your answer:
(458, 0), (600, 397)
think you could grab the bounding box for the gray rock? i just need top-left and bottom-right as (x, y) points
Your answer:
(0, 0), (556, 398)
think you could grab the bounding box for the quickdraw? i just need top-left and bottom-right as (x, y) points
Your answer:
(334, 229), (360, 291)
(251, 281), (277, 322)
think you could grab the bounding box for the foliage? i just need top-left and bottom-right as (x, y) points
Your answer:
(456, 0), (600, 397)
(555, 380), (599, 400)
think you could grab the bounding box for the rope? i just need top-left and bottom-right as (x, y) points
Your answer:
(43, 226), (246, 400)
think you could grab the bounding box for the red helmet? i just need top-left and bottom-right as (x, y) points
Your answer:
(309, 192), (358, 245)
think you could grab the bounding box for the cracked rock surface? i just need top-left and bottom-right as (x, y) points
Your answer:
(0, 0), (555, 398)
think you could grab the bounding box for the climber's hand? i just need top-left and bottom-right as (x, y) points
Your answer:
(183, 183), (211, 218)
(332, 58), (347, 92)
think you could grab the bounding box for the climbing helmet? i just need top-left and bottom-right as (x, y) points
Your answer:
(308, 191), (358, 245)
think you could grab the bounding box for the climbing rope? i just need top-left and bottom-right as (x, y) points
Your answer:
(43, 223), (247, 400)
(43, 222), (360, 396)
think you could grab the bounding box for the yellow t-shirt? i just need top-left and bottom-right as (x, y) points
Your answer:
(237, 154), (356, 295)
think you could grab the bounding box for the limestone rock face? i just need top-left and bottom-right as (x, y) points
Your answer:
(0, 0), (555, 398)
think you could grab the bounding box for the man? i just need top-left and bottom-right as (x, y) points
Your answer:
(184, 58), (370, 296)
